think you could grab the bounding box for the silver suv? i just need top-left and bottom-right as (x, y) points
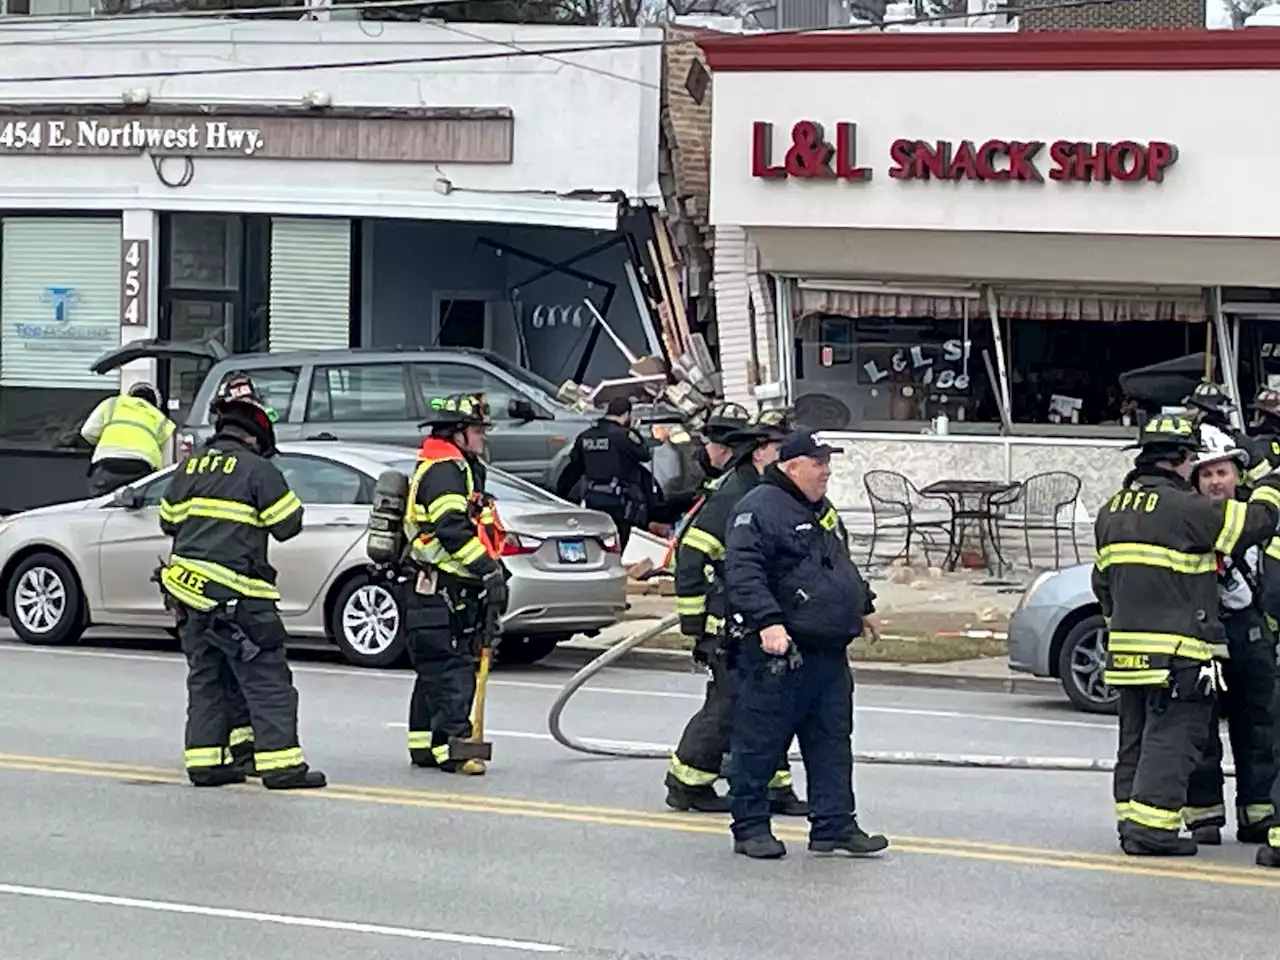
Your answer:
(92, 340), (594, 488)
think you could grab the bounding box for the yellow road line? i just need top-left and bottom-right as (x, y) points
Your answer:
(3, 752), (1279, 889)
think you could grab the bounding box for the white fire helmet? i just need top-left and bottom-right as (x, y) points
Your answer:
(1194, 423), (1248, 471)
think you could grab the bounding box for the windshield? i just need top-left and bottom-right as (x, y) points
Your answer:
(480, 353), (564, 400)
(386, 460), (560, 506)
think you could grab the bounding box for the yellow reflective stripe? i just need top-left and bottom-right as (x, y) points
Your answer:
(1115, 801), (1132, 822)
(426, 493), (469, 523)
(668, 755), (718, 786)
(1242, 803), (1276, 825)
(228, 726), (254, 747)
(1094, 543), (1215, 575)
(184, 746), (226, 768)
(768, 770), (793, 789)
(681, 528), (725, 560)
(431, 744), (451, 765)
(676, 596), (707, 615)
(260, 491), (302, 527)
(1109, 631), (1217, 661)
(163, 497), (263, 526)
(1250, 484), (1280, 510)
(1182, 804), (1225, 825)
(1246, 462), (1275, 485)
(452, 537), (486, 565)
(407, 731), (432, 750)
(818, 506), (839, 531)
(1216, 500), (1247, 555)
(254, 747), (304, 772)
(160, 568), (218, 612)
(1270, 826), (1280, 847)
(1127, 800), (1183, 831)
(704, 615), (725, 634)
(1104, 669), (1171, 686)
(170, 556), (280, 600)
(159, 498), (181, 522)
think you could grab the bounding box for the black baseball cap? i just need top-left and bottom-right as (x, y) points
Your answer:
(778, 429), (843, 462)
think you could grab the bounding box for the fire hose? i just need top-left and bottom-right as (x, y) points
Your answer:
(547, 614), (1239, 777)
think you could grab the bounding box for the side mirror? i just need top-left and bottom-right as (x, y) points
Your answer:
(114, 486), (142, 509)
(508, 397), (543, 422)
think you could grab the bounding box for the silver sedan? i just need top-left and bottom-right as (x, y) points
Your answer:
(0, 442), (628, 667)
(1007, 562), (1115, 714)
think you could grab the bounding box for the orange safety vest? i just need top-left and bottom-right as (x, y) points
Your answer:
(408, 437), (507, 569)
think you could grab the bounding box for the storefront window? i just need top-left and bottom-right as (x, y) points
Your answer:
(0, 215), (121, 450)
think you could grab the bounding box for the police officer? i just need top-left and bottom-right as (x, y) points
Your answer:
(404, 393), (508, 776)
(1181, 425), (1278, 845)
(81, 382), (176, 495)
(723, 430), (888, 860)
(665, 411), (806, 816)
(555, 396), (651, 551)
(158, 375), (325, 790)
(1093, 414), (1280, 856)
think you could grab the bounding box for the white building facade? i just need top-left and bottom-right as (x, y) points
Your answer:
(0, 19), (661, 509)
(700, 28), (1280, 513)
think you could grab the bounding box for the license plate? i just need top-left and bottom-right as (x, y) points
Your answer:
(557, 539), (587, 564)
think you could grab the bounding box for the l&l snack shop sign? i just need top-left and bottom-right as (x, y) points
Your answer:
(751, 120), (1178, 183)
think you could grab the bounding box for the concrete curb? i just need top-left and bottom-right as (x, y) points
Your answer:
(547, 644), (1063, 697)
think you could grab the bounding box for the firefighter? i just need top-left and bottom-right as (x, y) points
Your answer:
(1093, 414), (1280, 856)
(1181, 425), (1278, 844)
(80, 382), (176, 496)
(1243, 387), (1280, 485)
(158, 375), (325, 790)
(648, 403), (752, 528)
(665, 410), (806, 816)
(404, 393), (508, 776)
(1183, 381), (1238, 434)
(555, 396), (651, 551)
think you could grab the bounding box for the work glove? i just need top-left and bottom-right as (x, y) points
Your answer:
(481, 567), (509, 616)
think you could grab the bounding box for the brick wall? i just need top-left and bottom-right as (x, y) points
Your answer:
(1020, 0), (1204, 30)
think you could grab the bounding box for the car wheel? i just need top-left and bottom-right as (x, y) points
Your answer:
(330, 575), (406, 668)
(495, 633), (567, 666)
(1057, 614), (1118, 715)
(5, 552), (84, 646)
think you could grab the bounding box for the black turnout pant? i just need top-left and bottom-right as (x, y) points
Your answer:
(88, 458), (152, 496)
(1114, 671), (1214, 844)
(406, 584), (484, 766)
(180, 598), (307, 783)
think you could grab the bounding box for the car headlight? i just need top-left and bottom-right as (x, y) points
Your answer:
(1016, 570), (1056, 610)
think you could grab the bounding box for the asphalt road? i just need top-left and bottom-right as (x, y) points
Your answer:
(1, 634), (1277, 960)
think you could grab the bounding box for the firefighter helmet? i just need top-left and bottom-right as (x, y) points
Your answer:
(703, 402), (752, 445)
(723, 408), (792, 448)
(1193, 423), (1247, 471)
(1251, 387), (1280, 420)
(1127, 414), (1202, 453)
(418, 393), (493, 431)
(1183, 380), (1235, 418)
(210, 374), (279, 455)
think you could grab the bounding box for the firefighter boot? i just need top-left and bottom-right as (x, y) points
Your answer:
(665, 773), (729, 813)
(188, 765), (247, 788)
(229, 744), (259, 779)
(1191, 825), (1222, 845)
(768, 786), (809, 817)
(262, 765), (328, 790)
(1256, 843), (1280, 867)
(440, 759), (486, 776)
(734, 834), (787, 859)
(1120, 822), (1197, 857)
(809, 822), (890, 857)
(1237, 822), (1271, 844)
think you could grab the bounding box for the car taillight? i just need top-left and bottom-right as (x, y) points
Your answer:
(599, 533), (619, 553)
(502, 533), (543, 556)
(179, 434), (194, 458)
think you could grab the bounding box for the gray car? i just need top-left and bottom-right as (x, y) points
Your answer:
(1007, 562), (1115, 714)
(91, 340), (595, 489)
(0, 442), (628, 668)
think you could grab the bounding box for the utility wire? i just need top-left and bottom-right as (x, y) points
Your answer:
(0, 0), (1139, 87)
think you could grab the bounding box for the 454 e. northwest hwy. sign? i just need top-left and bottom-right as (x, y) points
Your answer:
(751, 121), (1179, 184)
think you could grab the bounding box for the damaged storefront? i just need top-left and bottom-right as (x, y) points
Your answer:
(700, 28), (1280, 513)
(0, 19), (666, 512)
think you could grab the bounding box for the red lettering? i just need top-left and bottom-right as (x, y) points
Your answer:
(946, 140), (979, 180)
(1107, 141), (1144, 182)
(1146, 140), (1178, 182)
(1047, 140), (1074, 181)
(975, 140), (1009, 181)
(751, 122), (785, 179)
(834, 121), (872, 181)
(1074, 141), (1108, 182)
(1007, 141), (1044, 181)
(914, 140), (949, 180)
(888, 138), (914, 180)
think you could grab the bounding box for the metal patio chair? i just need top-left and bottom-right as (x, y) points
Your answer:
(863, 470), (954, 567)
(991, 471), (1083, 570)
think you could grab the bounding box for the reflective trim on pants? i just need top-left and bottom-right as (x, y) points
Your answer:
(1127, 800), (1183, 832)
(1241, 803), (1276, 826)
(1270, 826), (1280, 848)
(185, 746), (227, 769)
(767, 770), (792, 790)
(228, 726), (254, 747)
(668, 755), (718, 787)
(255, 747), (304, 772)
(1182, 804), (1225, 828)
(408, 731), (432, 751)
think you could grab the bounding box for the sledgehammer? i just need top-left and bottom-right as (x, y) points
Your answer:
(448, 629), (496, 764)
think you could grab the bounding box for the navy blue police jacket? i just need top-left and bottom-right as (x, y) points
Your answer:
(725, 464), (875, 653)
